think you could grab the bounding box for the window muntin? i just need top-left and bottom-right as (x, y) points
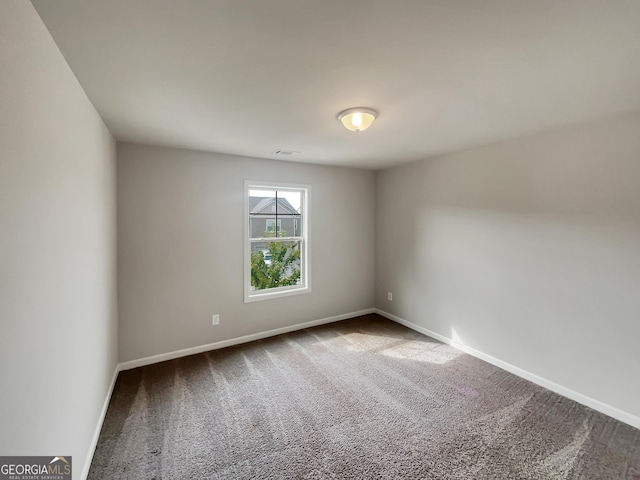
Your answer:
(245, 182), (309, 302)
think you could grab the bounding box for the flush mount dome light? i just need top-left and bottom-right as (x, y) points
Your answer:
(337, 107), (378, 132)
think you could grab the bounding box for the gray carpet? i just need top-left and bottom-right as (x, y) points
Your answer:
(89, 314), (640, 479)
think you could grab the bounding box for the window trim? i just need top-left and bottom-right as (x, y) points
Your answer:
(265, 218), (282, 233)
(244, 180), (311, 303)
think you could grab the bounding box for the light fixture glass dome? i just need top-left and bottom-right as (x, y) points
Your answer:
(337, 107), (378, 132)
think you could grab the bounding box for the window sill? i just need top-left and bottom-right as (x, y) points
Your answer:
(244, 285), (311, 303)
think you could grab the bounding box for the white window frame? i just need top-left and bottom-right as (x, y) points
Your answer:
(265, 218), (282, 234)
(244, 180), (311, 303)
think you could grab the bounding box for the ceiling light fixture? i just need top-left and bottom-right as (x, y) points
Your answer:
(337, 107), (378, 132)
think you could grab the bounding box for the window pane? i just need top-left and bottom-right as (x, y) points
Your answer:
(250, 189), (276, 198)
(250, 241), (301, 291)
(276, 190), (301, 237)
(250, 190), (274, 239)
(276, 191), (301, 213)
(249, 189), (301, 238)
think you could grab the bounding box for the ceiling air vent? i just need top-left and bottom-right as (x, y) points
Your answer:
(272, 149), (299, 156)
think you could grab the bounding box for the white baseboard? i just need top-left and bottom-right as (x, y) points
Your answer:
(375, 308), (640, 431)
(83, 308), (375, 476)
(81, 365), (119, 480)
(118, 308), (376, 371)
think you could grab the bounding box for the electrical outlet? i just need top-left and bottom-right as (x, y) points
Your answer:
(212, 314), (220, 325)
(388, 292), (393, 301)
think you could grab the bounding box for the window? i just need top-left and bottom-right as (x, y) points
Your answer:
(244, 181), (310, 302)
(265, 219), (282, 234)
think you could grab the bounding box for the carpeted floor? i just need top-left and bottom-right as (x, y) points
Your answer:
(89, 314), (640, 479)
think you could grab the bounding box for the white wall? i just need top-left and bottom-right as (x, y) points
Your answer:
(117, 143), (375, 362)
(376, 112), (640, 421)
(0, 2), (118, 478)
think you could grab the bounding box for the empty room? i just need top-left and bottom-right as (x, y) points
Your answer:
(2, 0), (640, 479)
